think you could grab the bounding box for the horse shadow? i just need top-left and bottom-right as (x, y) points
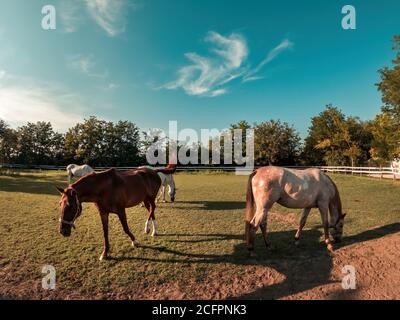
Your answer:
(110, 222), (400, 299)
(170, 200), (245, 211)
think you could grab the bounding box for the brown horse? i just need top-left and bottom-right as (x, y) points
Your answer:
(245, 166), (346, 256)
(56, 166), (175, 260)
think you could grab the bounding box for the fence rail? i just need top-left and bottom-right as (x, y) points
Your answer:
(1, 163), (399, 179)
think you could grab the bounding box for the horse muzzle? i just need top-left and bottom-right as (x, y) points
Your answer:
(59, 225), (72, 237)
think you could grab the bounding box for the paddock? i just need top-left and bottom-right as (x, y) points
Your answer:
(0, 170), (399, 299)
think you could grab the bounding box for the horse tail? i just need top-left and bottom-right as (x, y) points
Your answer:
(155, 164), (177, 175)
(245, 170), (257, 221)
(245, 170), (257, 249)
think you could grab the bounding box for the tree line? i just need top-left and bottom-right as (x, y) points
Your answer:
(1, 36), (399, 168)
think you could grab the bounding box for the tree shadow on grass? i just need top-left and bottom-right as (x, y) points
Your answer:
(0, 174), (68, 195)
(110, 223), (400, 300)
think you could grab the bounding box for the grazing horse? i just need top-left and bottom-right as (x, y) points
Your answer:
(56, 166), (173, 260)
(66, 164), (94, 184)
(142, 164), (177, 202)
(245, 166), (346, 256)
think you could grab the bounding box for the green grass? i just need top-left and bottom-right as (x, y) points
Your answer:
(0, 171), (399, 299)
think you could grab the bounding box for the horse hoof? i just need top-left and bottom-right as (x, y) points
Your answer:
(294, 240), (300, 246)
(99, 254), (107, 261)
(248, 251), (257, 258)
(151, 233), (158, 237)
(144, 228), (150, 234)
(132, 241), (140, 248)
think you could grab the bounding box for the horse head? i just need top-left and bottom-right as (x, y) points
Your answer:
(330, 213), (346, 243)
(56, 186), (82, 237)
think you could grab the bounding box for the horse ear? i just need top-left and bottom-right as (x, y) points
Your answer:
(55, 186), (65, 195)
(341, 213), (347, 219)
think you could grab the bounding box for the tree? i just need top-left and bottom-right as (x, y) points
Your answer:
(377, 35), (400, 122)
(303, 106), (346, 165)
(65, 117), (142, 166)
(64, 117), (108, 166)
(103, 120), (142, 166)
(0, 119), (8, 138)
(369, 113), (400, 164)
(0, 120), (18, 164)
(15, 122), (63, 165)
(303, 105), (372, 166)
(229, 120), (252, 166)
(253, 120), (300, 165)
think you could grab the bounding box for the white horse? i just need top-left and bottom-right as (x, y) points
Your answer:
(391, 158), (400, 178)
(66, 164), (95, 184)
(141, 165), (176, 203)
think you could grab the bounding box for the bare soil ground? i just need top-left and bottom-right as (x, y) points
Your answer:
(114, 221), (400, 300)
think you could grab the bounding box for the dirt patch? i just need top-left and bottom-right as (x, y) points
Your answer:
(126, 232), (400, 300)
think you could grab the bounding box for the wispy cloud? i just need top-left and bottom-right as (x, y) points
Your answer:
(162, 32), (293, 97)
(84, 0), (132, 37)
(162, 31), (248, 97)
(59, 0), (134, 37)
(243, 39), (294, 82)
(59, 0), (83, 33)
(67, 54), (108, 78)
(0, 70), (5, 79)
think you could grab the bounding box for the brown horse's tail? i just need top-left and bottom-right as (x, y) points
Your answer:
(154, 164), (177, 175)
(245, 170), (257, 249)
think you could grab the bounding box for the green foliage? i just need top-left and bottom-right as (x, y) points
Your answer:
(377, 35), (400, 122)
(64, 116), (142, 166)
(369, 113), (400, 163)
(253, 120), (300, 165)
(302, 106), (372, 166)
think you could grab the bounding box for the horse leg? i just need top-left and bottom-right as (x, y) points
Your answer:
(99, 212), (110, 261)
(161, 186), (166, 203)
(251, 204), (273, 253)
(143, 201), (151, 234)
(149, 200), (158, 236)
(259, 221), (270, 249)
(155, 188), (160, 203)
(318, 204), (334, 252)
(294, 208), (311, 246)
(117, 208), (139, 248)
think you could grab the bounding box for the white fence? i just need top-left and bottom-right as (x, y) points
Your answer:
(1, 163), (399, 179)
(316, 166), (399, 179)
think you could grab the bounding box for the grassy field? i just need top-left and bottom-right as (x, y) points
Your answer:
(0, 170), (400, 299)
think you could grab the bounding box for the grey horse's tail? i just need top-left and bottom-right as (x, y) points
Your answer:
(245, 170), (257, 247)
(245, 170), (257, 221)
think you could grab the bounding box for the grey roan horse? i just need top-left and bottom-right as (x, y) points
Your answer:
(245, 166), (346, 255)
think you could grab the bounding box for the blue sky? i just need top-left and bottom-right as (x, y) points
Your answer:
(0, 0), (399, 137)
